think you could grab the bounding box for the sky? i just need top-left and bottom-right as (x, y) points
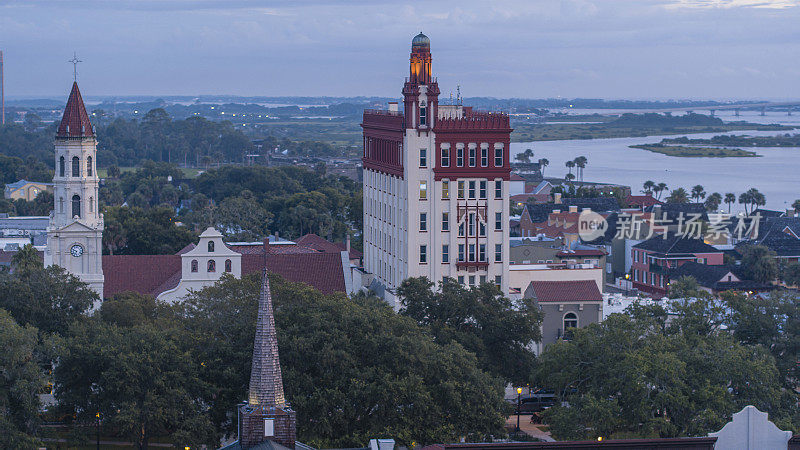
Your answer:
(1, 0), (799, 100)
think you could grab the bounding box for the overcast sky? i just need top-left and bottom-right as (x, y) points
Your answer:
(1, 0), (798, 100)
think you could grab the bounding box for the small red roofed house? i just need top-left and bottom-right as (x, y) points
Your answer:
(524, 280), (603, 349)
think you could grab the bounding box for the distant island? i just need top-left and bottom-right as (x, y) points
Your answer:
(661, 133), (800, 147)
(629, 143), (758, 158)
(512, 113), (793, 142)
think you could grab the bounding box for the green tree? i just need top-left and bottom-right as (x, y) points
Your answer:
(666, 187), (689, 204)
(642, 180), (655, 195)
(0, 245), (97, 335)
(690, 185), (706, 203)
(739, 188), (766, 215)
(574, 156), (588, 182)
(515, 148), (534, 163)
(397, 277), (542, 384)
(538, 158), (549, 176)
(0, 309), (47, 449)
(55, 294), (216, 450)
(180, 274), (510, 447)
(654, 182), (668, 201)
(740, 244), (779, 283)
(102, 206), (197, 255)
(536, 303), (784, 440)
(565, 160), (575, 177)
(725, 193), (737, 213)
(783, 262), (800, 287)
(106, 165), (121, 178)
(704, 192), (723, 212)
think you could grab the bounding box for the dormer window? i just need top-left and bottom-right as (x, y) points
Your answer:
(208, 241), (215, 252)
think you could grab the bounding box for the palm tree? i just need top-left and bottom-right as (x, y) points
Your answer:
(738, 188), (764, 215)
(704, 192), (722, 212)
(654, 182), (668, 201)
(565, 173), (576, 183)
(565, 160), (575, 177)
(666, 187), (689, 204)
(690, 185), (706, 203)
(724, 193), (736, 213)
(516, 148), (534, 163)
(574, 156), (588, 182)
(642, 180), (655, 196)
(539, 158), (549, 177)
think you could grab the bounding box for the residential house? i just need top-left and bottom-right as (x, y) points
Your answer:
(4, 180), (53, 201)
(631, 233), (723, 297)
(523, 280), (603, 349)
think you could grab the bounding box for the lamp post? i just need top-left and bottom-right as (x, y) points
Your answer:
(516, 387), (523, 433)
(624, 273), (630, 296)
(96, 412), (100, 450)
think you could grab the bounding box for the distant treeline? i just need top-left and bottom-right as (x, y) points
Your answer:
(607, 112), (724, 128)
(0, 108), (343, 168)
(663, 133), (800, 147)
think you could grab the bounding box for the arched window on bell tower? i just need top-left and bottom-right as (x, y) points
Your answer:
(87, 156), (93, 177)
(59, 156), (65, 177)
(72, 156), (80, 177)
(59, 197), (64, 213)
(71, 195), (81, 218)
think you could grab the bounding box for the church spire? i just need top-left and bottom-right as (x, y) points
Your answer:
(240, 268), (296, 449)
(57, 82), (94, 139)
(247, 269), (286, 407)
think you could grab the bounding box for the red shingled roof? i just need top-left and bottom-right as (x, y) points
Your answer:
(242, 252), (346, 294)
(626, 195), (663, 208)
(527, 280), (602, 302)
(57, 82), (94, 138)
(102, 255), (181, 298)
(296, 233), (361, 261)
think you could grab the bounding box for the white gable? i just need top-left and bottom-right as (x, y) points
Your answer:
(709, 405), (791, 450)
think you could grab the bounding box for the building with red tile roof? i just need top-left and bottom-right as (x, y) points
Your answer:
(524, 280), (603, 348)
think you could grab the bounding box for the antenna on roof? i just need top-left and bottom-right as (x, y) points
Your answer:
(68, 52), (82, 82)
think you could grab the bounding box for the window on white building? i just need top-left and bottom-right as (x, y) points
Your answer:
(441, 148), (450, 167)
(458, 244), (465, 262)
(442, 244), (449, 263)
(480, 275), (487, 284)
(495, 180), (502, 198)
(419, 181), (427, 200)
(458, 181), (465, 199)
(479, 180), (487, 199)
(468, 213), (476, 236)
(442, 180), (450, 199)
(419, 245), (427, 263)
(419, 148), (427, 167)
(469, 243), (476, 261)
(468, 181), (476, 199)
(442, 212), (449, 231)
(495, 275), (502, 288)
(469, 275), (475, 286)
(458, 222), (465, 237)
(458, 275), (464, 284)
(564, 313), (578, 329)
(419, 103), (427, 126)
(479, 244), (486, 262)
(495, 212), (502, 230)
(420, 213), (427, 231)
(495, 244), (502, 262)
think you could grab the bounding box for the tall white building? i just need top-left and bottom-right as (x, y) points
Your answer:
(362, 33), (512, 302)
(44, 82), (104, 298)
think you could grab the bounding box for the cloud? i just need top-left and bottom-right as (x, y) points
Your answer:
(663, 0), (798, 9)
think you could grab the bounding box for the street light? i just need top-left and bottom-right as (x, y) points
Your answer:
(624, 273), (630, 296)
(96, 412), (100, 450)
(516, 387), (523, 433)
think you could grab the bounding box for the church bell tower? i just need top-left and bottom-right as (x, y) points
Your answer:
(44, 81), (104, 299)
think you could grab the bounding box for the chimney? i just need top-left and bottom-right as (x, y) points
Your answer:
(388, 102), (399, 112)
(554, 192), (562, 204)
(346, 234), (351, 253)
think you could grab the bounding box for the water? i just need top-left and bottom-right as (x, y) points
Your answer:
(553, 108), (800, 126)
(512, 128), (800, 211)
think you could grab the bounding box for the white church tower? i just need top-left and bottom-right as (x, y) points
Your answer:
(44, 81), (104, 297)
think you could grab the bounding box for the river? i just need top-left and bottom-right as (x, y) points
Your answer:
(512, 128), (800, 211)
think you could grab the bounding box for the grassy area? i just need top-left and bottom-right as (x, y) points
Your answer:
(511, 123), (793, 142)
(98, 166), (204, 179)
(629, 144), (758, 157)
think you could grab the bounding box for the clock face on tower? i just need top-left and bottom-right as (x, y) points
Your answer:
(70, 244), (84, 257)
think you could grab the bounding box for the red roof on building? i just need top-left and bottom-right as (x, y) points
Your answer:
(626, 195), (663, 208)
(510, 173), (525, 181)
(527, 280), (603, 302)
(57, 82), (94, 138)
(103, 255), (182, 298)
(241, 252), (346, 295)
(296, 233), (361, 261)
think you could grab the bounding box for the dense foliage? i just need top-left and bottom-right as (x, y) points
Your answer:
(397, 277), (543, 385)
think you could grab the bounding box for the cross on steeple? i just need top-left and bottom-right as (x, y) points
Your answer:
(68, 52), (82, 82)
